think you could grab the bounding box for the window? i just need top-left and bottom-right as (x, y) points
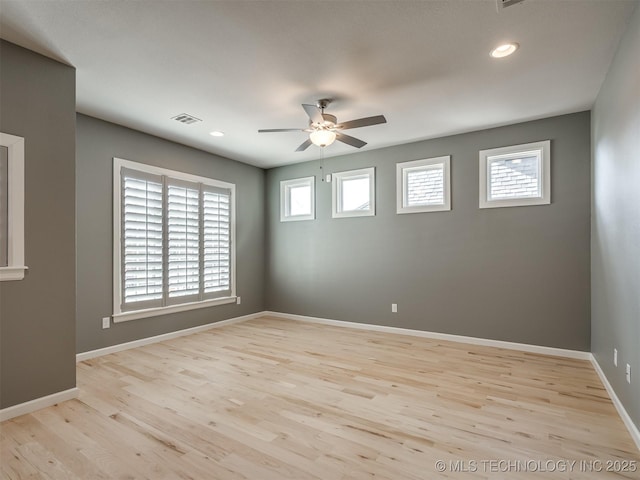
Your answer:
(280, 176), (315, 222)
(332, 167), (375, 218)
(479, 140), (550, 208)
(0, 147), (7, 268)
(397, 156), (451, 214)
(0, 132), (26, 281)
(113, 158), (235, 322)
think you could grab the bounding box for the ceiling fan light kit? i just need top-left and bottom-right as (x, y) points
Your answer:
(310, 129), (337, 147)
(259, 99), (387, 152)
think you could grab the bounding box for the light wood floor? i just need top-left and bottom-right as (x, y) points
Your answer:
(2, 316), (639, 479)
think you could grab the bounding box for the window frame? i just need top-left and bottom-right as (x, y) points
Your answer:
(396, 156), (451, 214)
(331, 167), (376, 218)
(113, 157), (236, 323)
(479, 140), (551, 209)
(0, 132), (26, 281)
(280, 176), (315, 222)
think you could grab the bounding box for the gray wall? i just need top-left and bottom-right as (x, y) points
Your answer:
(266, 112), (591, 350)
(76, 114), (265, 353)
(592, 3), (639, 427)
(0, 41), (76, 408)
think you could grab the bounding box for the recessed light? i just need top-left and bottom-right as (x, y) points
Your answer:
(209, 131), (225, 137)
(490, 42), (519, 58)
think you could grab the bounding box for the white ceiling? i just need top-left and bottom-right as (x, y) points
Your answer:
(0, 0), (635, 168)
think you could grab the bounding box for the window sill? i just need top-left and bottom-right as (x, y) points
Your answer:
(0, 266), (28, 281)
(113, 296), (237, 323)
(479, 196), (550, 209)
(397, 204), (450, 214)
(281, 215), (315, 222)
(332, 210), (375, 218)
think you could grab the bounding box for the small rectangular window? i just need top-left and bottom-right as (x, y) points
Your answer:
(397, 156), (451, 214)
(479, 140), (550, 209)
(332, 167), (375, 218)
(280, 176), (315, 222)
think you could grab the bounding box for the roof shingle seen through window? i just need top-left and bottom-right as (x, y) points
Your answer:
(406, 167), (444, 206)
(489, 155), (540, 200)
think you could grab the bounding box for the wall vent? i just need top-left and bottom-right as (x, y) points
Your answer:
(497, 0), (525, 9)
(171, 113), (202, 125)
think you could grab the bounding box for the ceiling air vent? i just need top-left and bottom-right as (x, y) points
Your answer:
(171, 113), (202, 125)
(497, 0), (525, 9)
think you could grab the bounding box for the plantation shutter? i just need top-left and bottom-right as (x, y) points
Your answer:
(118, 160), (235, 315)
(202, 185), (232, 299)
(121, 168), (164, 310)
(166, 179), (201, 304)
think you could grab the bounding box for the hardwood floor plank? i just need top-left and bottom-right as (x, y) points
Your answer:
(2, 316), (639, 479)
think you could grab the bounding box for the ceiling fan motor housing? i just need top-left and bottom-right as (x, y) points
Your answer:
(316, 113), (337, 128)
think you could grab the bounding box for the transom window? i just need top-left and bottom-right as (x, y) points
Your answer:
(479, 140), (550, 209)
(280, 176), (315, 222)
(332, 167), (375, 218)
(113, 158), (236, 322)
(397, 156), (451, 214)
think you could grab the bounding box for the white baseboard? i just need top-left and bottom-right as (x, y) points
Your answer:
(76, 311), (265, 362)
(591, 355), (640, 451)
(264, 311), (592, 360)
(0, 387), (79, 422)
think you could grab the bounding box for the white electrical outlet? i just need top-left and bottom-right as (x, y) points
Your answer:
(102, 317), (110, 329)
(325, 174), (332, 183)
(236, 296), (241, 305)
(391, 303), (397, 313)
(626, 364), (631, 384)
(614, 348), (618, 367)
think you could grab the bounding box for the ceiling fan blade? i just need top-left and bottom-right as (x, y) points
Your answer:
(258, 128), (305, 133)
(302, 104), (324, 125)
(336, 132), (367, 148)
(295, 138), (313, 152)
(337, 115), (387, 130)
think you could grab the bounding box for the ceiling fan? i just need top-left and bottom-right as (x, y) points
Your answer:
(258, 99), (387, 152)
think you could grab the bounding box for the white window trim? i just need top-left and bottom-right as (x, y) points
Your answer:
(280, 176), (315, 222)
(396, 156), (451, 214)
(479, 140), (550, 209)
(0, 132), (26, 281)
(113, 157), (236, 323)
(332, 167), (376, 218)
